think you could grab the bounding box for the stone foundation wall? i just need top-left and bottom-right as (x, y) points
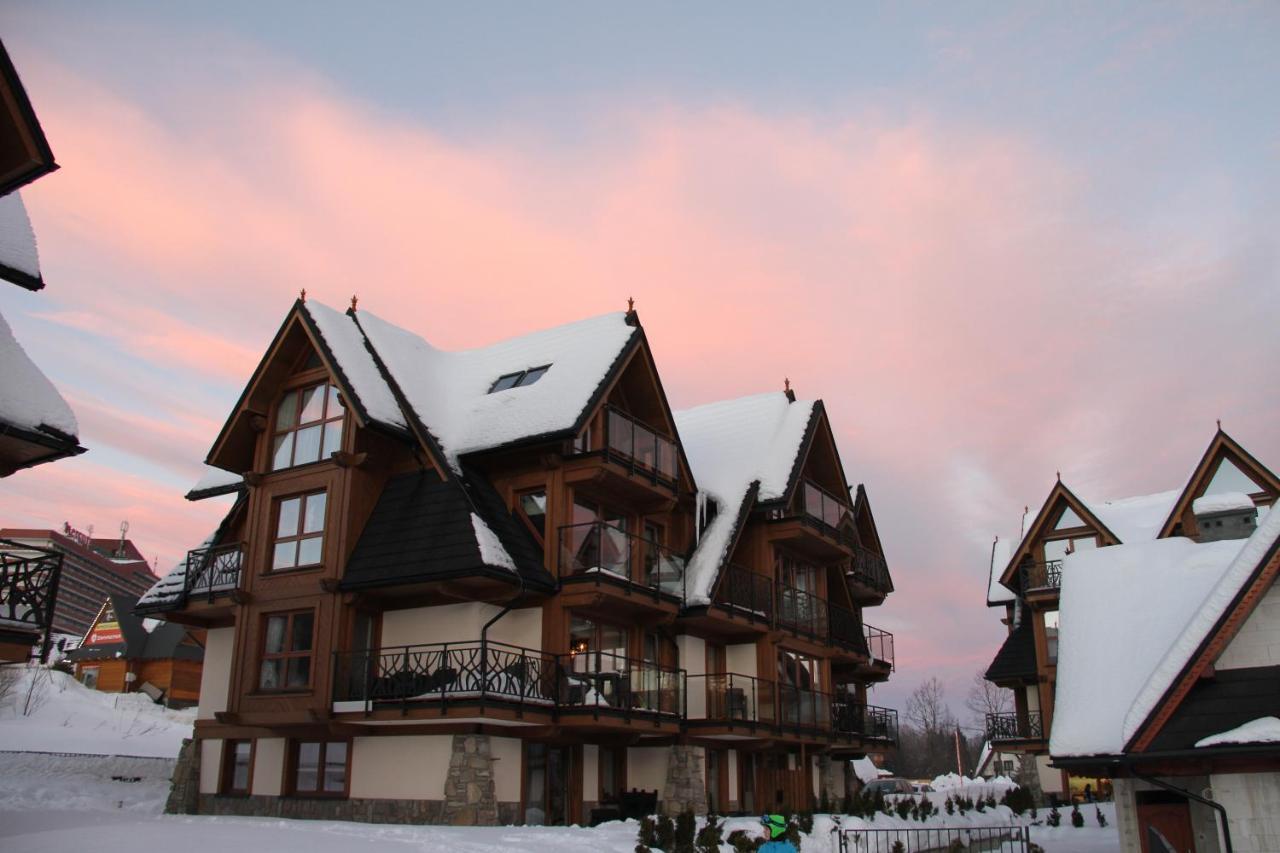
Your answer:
(165, 737), (200, 815)
(196, 794), (521, 825)
(663, 744), (706, 815)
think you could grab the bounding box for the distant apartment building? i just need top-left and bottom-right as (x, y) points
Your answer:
(1, 524), (159, 636)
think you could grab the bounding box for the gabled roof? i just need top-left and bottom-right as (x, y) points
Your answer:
(1050, 507), (1280, 758)
(0, 39), (58, 200)
(674, 391), (817, 604)
(0, 308), (82, 474)
(68, 594), (202, 663)
(0, 192), (43, 290)
(998, 481), (1119, 589)
(185, 465), (244, 501)
(1156, 429), (1280, 539)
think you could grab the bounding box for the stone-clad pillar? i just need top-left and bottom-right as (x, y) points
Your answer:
(663, 744), (707, 815)
(444, 734), (499, 825)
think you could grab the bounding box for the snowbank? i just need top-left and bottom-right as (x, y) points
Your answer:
(0, 667), (194, 758)
(931, 772), (1017, 793)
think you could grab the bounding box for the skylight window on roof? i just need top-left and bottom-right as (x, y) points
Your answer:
(488, 365), (551, 393)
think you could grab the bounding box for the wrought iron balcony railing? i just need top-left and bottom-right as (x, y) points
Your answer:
(0, 538), (63, 655)
(558, 521), (686, 600)
(849, 545), (894, 595)
(332, 640), (684, 719)
(1020, 560), (1063, 592)
(601, 406), (679, 487)
(986, 710), (1044, 742)
(863, 623), (895, 670)
(184, 543), (243, 602)
(713, 564), (774, 622)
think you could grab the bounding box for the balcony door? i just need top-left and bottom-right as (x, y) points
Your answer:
(778, 650), (821, 726)
(524, 743), (574, 826)
(567, 500), (629, 578)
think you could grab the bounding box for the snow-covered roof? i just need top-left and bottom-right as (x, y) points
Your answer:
(1051, 507), (1280, 757)
(302, 301), (407, 431)
(470, 513), (516, 574)
(0, 192), (41, 287)
(1082, 489), (1181, 544)
(188, 465), (243, 497)
(346, 306), (637, 470)
(0, 308), (77, 438)
(1192, 491), (1255, 516)
(674, 392), (816, 605)
(986, 538), (1015, 605)
(135, 529), (218, 610)
(1195, 716), (1280, 748)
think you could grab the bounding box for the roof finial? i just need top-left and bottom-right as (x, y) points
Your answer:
(350, 294), (359, 312)
(1217, 418), (1222, 431)
(784, 377), (796, 403)
(300, 288), (307, 303)
(627, 296), (634, 312)
(1056, 470), (1061, 482)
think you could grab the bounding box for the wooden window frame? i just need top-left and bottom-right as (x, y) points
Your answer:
(269, 378), (346, 472)
(220, 739), (255, 796)
(286, 738), (352, 799)
(269, 490), (328, 573)
(257, 609), (315, 693)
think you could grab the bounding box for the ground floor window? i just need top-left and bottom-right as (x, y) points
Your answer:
(80, 667), (99, 689)
(221, 740), (253, 795)
(599, 745), (626, 804)
(289, 740), (349, 797)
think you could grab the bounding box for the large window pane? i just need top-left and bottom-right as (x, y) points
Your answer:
(291, 612), (314, 651)
(258, 659), (281, 690)
(276, 390), (299, 430)
(321, 421), (342, 458)
(231, 742), (251, 791)
(296, 742), (320, 792)
(271, 434), (294, 471)
(293, 425), (322, 465)
(286, 656), (310, 688)
(264, 615), (287, 653)
(326, 385), (343, 416)
(273, 541), (297, 570)
(298, 386), (324, 424)
(296, 536), (323, 566)
(303, 493), (327, 534)
(323, 743), (347, 792)
(277, 497), (301, 537)
(608, 411), (632, 455)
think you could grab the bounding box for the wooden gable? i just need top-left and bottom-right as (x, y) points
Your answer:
(787, 403), (851, 505)
(1157, 429), (1280, 539)
(205, 301), (440, 479)
(998, 481), (1120, 590)
(0, 40), (57, 200)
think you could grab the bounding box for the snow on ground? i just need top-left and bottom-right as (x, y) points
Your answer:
(929, 772), (1018, 800)
(0, 667), (194, 757)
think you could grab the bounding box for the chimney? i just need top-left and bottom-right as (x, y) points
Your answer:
(1192, 492), (1257, 543)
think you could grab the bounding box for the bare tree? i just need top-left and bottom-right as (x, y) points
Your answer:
(965, 669), (1012, 727)
(906, 676), (953, 736)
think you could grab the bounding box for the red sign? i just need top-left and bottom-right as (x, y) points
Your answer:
(89, 621), (122, 645)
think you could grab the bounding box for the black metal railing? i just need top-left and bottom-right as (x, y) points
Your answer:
(184, 543), (243, 602)
(837, 825), (1030, 853)
(713, 564), (774, 622)
(777, 582), (828, 638)
(849, 545), (894, 595)
(863, 623), (895, 670)
(687, 673), (779, 727)
(0, 539), (63, 658)
(833, 702), (898, 742)
(602, 406), (678, 486)
(986, 710), (1044, 742)
(558, 521), (686, 600)
(687, 674), (898, 745)
(801, 480), (852, 532)
(1021, 559), (1063, 591)
(332, 641), (684, 719)
(829, 604), (868, 654)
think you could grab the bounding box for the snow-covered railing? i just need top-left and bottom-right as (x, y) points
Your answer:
(0, 538), (62, 657)
(986, 710), (1043, 742)
(558, 521), (686, 601)
(601, 406), (679, 488)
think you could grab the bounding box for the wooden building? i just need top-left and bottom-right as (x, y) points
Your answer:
(68, 595), (204, 707)
(137, 297), (897, 825)
(982, 430), (1280, 812)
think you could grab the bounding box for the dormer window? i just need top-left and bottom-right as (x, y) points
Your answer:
(271, 382), (345, 471)
(488, 365), (551, 393)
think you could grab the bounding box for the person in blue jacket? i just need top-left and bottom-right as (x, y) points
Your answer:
(758, 813), (798, 853)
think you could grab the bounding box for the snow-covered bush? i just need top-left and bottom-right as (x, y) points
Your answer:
(1070, 803), (1084, 827)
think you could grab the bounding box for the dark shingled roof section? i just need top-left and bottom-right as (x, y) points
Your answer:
(984, 615), (1038, 684)
(67, 594), (203, 662)
(1145, 664), (1280, 753)
(340, 470), (555, 593)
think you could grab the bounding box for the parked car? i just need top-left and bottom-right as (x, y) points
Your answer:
(862, 777), (914, 796)
(911, 782), (935, 794)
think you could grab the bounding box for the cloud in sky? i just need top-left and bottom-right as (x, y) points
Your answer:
(2, 26), (1277, 714)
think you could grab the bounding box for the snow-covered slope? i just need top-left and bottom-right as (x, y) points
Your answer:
(0, 667), (193, 758)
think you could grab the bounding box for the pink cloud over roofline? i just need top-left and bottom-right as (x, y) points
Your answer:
(3, 48), (1276, 712)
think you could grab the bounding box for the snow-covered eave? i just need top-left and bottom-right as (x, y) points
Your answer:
(682, 481), (760, 606)
(0, 257), (43, 291)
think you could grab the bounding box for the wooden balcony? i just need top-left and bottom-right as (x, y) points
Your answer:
(764, 480), (857, 560)
(557, 521), (685, 620)
(332, 640), (684, 734)
(565, 407), (681, 510)
(846, 545), (894, 604)
(1020, 560), (1062, 599)
(986, 710), (1045, 747)
(138, 543), (244, 626)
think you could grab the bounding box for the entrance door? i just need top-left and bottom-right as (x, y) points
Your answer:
(738, 751), (756, 814)
(524, 743), (574, 826)
(1136, 794), (1195, 853)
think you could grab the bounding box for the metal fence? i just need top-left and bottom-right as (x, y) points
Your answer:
(838, 825), (1031, 853)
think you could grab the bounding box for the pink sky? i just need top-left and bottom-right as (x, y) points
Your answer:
(2, 17), (1278, 717)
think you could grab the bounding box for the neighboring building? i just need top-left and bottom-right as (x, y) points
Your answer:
(137, 297), (897, 825)
(67, 594), (205, 707)
(0, 525), (159, 636)
(982, 429), (1279, 804)
(1051, 503), (1280, 852)
(974, 740), (1017, 781)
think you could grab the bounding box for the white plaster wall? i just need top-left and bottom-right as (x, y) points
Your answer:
(1025, 685), (1040, 714)
(252, 738), (285, 796)
(348, 735), (453, 800)
(199, 738), (223, 794)
(678, 635), (706, 675)
(491, 736), (523, 803)
(197, 627), (235, 719)
(381, 603), (482, 647)
(486, 606), (543, 651)
(726, 643), (757, 679)
(1215, 581), (1280, 670)
(628, 746), (669, 794)
(1212, 771), (1280, 853)
(583, 744), (599, 802)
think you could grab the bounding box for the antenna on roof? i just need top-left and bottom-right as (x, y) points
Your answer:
(350, 294), (359, 312)
(784, 377), (795, 403)
(300, 288), (307, 303)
